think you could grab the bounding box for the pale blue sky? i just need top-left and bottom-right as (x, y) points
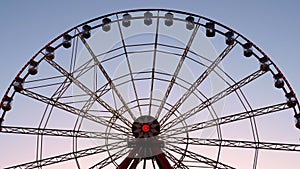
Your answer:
(1, 0), (300, 97)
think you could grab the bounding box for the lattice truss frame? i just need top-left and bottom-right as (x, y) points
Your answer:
(1, 9), (300, 169)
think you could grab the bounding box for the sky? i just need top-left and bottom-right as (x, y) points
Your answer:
(1, 0), (300, 99)
(1, 0), (300, 168)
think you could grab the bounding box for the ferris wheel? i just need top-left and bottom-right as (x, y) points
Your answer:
(1, 9), (300, 169)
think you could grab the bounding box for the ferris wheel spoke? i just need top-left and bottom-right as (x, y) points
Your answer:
(168, 137), (300, 152)
(163, 150), (189, 169)
(45, 59), (133, 128)
(78, 32), (137, 121)
(2, 9), (300, 169)
(66, 83), (110, 116)
(24, 74), (68, 91)
(166, 144), (235, 169)
(160, 39), (238, 126)
(148, 11), (160, 116)
(161, 102), (290, 136)
(51, 78), (73, 101)
(155, 17), (201, 119)
(89, 147), (129, 169)
(161, 70), (266, 132)
(72, 58), (95, 79)
(116, 14), (142, 116)
(0, 125), (127, 140)
(4, 141), (126, 169)
(19, 89), (131, 134)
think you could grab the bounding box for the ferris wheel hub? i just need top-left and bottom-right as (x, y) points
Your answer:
(131, 115), (160, 138)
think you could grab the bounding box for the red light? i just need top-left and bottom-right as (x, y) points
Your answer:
(142, 124), (150, 133)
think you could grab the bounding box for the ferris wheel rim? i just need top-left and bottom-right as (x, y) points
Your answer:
(1, 8), (299, 115)
(0, 8), (300, 169)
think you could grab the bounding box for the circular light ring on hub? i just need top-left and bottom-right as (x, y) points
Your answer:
(142, 124), (150, 133)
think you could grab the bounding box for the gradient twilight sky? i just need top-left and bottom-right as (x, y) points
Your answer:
(1, 0), (300, 101)
(1, 0), (300, 168)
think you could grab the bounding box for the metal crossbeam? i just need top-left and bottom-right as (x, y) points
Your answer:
(164, 150), (189, 169)
(162, 102), (289, 136)
(161, 70), (266, 131)
(89, 147), (128, 169)
(96, 83), (111, 98)
(160, 40), (237, 125)
(148, 11), (160, 116)
(79, 34), (137, 120)
(20, 89), (130, 134)
(0, 126), (127, 140)
(116, 14), (142, 116)
(51, 77), (73, 100)
(168, 137), (300, 152)
(4, 141), (125, 169)
(167, 144), (235, 169)
(155, 18), (201, 119)
(45, 59), (132, 128)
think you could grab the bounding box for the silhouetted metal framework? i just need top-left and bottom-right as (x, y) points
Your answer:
(5, 141), (126, 169)
(0, 9), (300, 168)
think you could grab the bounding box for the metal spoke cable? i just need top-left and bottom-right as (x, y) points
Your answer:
(19, 89), (131, 134)
(116, 13), (142, 116)
(161, 70), (266, 132)
(161, 102), (290, 137)
(166, 144), (235, 169)
(149, 11), (160, 116)
(45, 59), (133, 128)
(155, 17), (201, 119)
(163, 150), (189, 169)
(167, 137), (300, 152)
(89, 147), (129, 169)
(0, 126), (127, 140)
(4, 141), (126, 169)
(159, 40), (238, 126)
(78, 34), (136, 121)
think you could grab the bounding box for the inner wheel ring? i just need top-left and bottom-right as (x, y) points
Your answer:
(0, 8), (299, 169)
